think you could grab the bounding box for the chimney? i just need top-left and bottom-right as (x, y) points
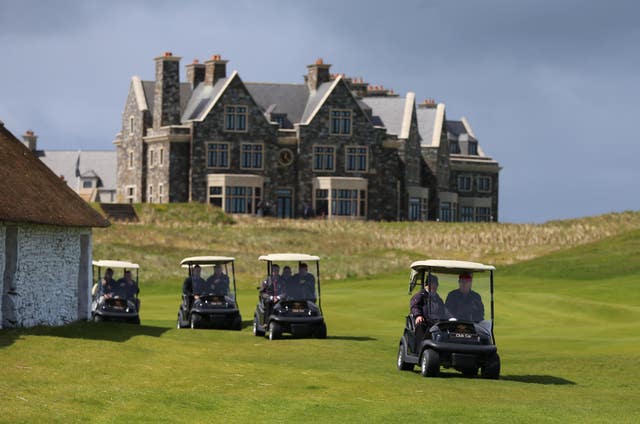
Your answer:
(186, 58), (206, 89)
(418, 98), (437, 109)
(22, 130), (38, 151)
(204, 54), (228, 86)
(153, 51), (182, 129)
(306, 58), (331, 91)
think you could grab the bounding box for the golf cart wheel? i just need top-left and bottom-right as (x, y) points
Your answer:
(420, 349), (440, 377)
(253, 316), (264, 337)
(130, 316), (141, 325)
(177, 311), (185, 329)
(268, 321), (282, 340)
(93, 314), (103, 323)
(313, 322), (327, 339)
(461, 367), (478, 377)
(397, 343), (413, 371)
(190, 313), (200, 329)
(231, 315), (242, 331)
(481, 353), (501, 379)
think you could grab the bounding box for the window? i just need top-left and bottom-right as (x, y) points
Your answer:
(330, 109), (352, 135)
(159, 148), (164, 166)
(457, 175), (472, 192)
(330, 189), (366, 217)
(128, 150), (134, 169)
(313, 146), (335, 171)
(240, 143), (263, 169)
(125, 186), (136, 203)
(158, 183), (164, 203)
(409, 197), (421, 221)
(346, 146), (368, 172)
(225, 105), (247, 132)
(225, 186), (258, 214)
(207, 143), (230, 168)
(148, 185), (154, 203)
(468, 141), (478, 155)
(129, 116), (134, 135)
(82, 180), (93, 189)
(315, 189), (329, 216)
(475, 207), (492, 222)
(149, 149), (155, 168)
(208, 186), (223, 208)
(450, 141), (460, 154)
(460, 206), (474, 222)
(477, 176), (492, 193)
(440, 202), (453, 222)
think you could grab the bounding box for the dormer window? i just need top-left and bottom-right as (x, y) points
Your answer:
(330, 109), (352, 135)
(82, 180), (94, 189)
(468, 141), (478, 155)
(225, 105), (247, 132)
(450, 141), (460, 154)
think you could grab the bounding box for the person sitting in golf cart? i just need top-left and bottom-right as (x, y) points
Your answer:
(260, 264), (283, 302)
(445, 272), (484, 322)
(205, 264), (230, 296)
(115, 270), (140, 309)
(410, 274), (451, 340)
(184, 265), (208, 299)
(293, 263), (316, 301)
(96, 267), (117, 299)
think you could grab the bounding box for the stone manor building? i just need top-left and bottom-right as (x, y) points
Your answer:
(114, 52), (500, 221)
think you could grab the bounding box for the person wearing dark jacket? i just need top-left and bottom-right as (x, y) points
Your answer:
(445, 272), (484, 322)
(410, 274), (450, 343)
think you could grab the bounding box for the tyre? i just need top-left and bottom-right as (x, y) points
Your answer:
(461, 367), (478, 377)
(129, 316), (141, 325)
(231, 315), (242, 331)
(190, 313), (200, 329)
(420, 349), (440, 377)
(481, 353), (500, 379)
(253, 316), (265, 336)
(93, 314), (103, 323)
(397, 343), (414, 371)
(313, 322), (327, 339)
(268, 321), (282, 340)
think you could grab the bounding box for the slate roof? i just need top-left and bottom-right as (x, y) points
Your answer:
(446, 120), (468, 137)
(361, 97), (407, 135)
(39, 150), (116, 190)
(300, 80), (338, 124)
(245, 82), (309, 125)
(416, 107), (438, 146)
(140, 81), (194, 118)
(0, 123), (109, 228)
(181, 76), (232, 122)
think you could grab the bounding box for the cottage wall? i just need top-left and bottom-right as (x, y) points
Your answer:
(0, 223), (92, 328)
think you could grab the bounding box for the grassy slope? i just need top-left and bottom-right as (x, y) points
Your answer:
(1, 210), (639, 422)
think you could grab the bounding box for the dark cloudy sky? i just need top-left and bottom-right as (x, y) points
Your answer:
(1, 0), (638, 223)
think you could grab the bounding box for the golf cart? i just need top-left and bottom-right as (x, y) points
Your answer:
(253, 253), (326, 340)
(91, 260), (141, 324)
(176, 256), (242, 330)
(397, 260), (500, 379)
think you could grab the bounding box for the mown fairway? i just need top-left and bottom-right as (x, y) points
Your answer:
(1, 210), (639, 423)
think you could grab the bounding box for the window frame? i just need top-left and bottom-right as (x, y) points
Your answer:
(125, 185), (136, 203)
(148, 149), (155, 168)
(345, 146), (369, 173)
(224, 105), (248, 133)
(128, 150), (134, 169)
(312, 145), (336, 172)
(206, 142), (231, 169)
(147, 184), (154, 203)
(240, 142), (264, 170)
(457, 175), (472, 192)
(477, 176), (492, 193)
(330, 109), (353, 136)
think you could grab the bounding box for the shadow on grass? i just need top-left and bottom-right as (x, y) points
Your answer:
(326, 335), (377, 341)
(501, 374), (576, 385)
(242, 319), (254, 329)
(0, 321), (169, 347)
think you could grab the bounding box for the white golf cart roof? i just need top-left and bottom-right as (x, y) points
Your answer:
(410, 259), (495, 274)
(258, 253), (320, 262)
(92, 260), (139, 269)
(180, 256), (235, 266)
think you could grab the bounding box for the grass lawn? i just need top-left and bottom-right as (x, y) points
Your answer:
(1, 214), (639, 422)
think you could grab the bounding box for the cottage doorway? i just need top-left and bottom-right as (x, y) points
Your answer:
(276, 189), (292, 218)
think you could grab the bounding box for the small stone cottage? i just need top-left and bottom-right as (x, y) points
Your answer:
(0, 121), (110, 328)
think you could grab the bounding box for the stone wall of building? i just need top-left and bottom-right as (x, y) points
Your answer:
(169, 142), (190, 202)
(190, 76), (279, 203)
(145, 141), (170, 202)
(1, 224), (91, 328)
(116, 86), (148, 203)
(0, 225), (5, 324)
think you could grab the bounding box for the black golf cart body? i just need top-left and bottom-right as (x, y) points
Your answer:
(91, 260), (141, 324)
(253, 253), (326, 340)
(176, 256), (242, 330)
(397, 259), (500, 378)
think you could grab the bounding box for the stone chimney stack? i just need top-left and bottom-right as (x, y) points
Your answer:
(306, 58), (331, 92)
(204, 54), (228, 86)
(153, 51), (182, 129)
(418, 98), (437, 109)
(186, 59), (206, 89)
(22, 130), (38, 151)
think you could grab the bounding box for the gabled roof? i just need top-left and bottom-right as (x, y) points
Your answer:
(0, 123), (109, 228)
(362, 93), (415, 139)
(446, 120), (469, 137)
(416, 103), (446, 147)
(39, 150), (116, 190)
(245, 82), (309, 125)
(136, 79), (193, 117)
(181, 72), (238, 122)
(300, 79), (339, 124)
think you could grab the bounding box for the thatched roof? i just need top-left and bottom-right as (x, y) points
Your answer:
(0, 123), (109, 228)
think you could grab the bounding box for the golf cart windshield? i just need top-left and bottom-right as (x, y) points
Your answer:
(259, 253), (321, 303)
(181, 256), (236, 298)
